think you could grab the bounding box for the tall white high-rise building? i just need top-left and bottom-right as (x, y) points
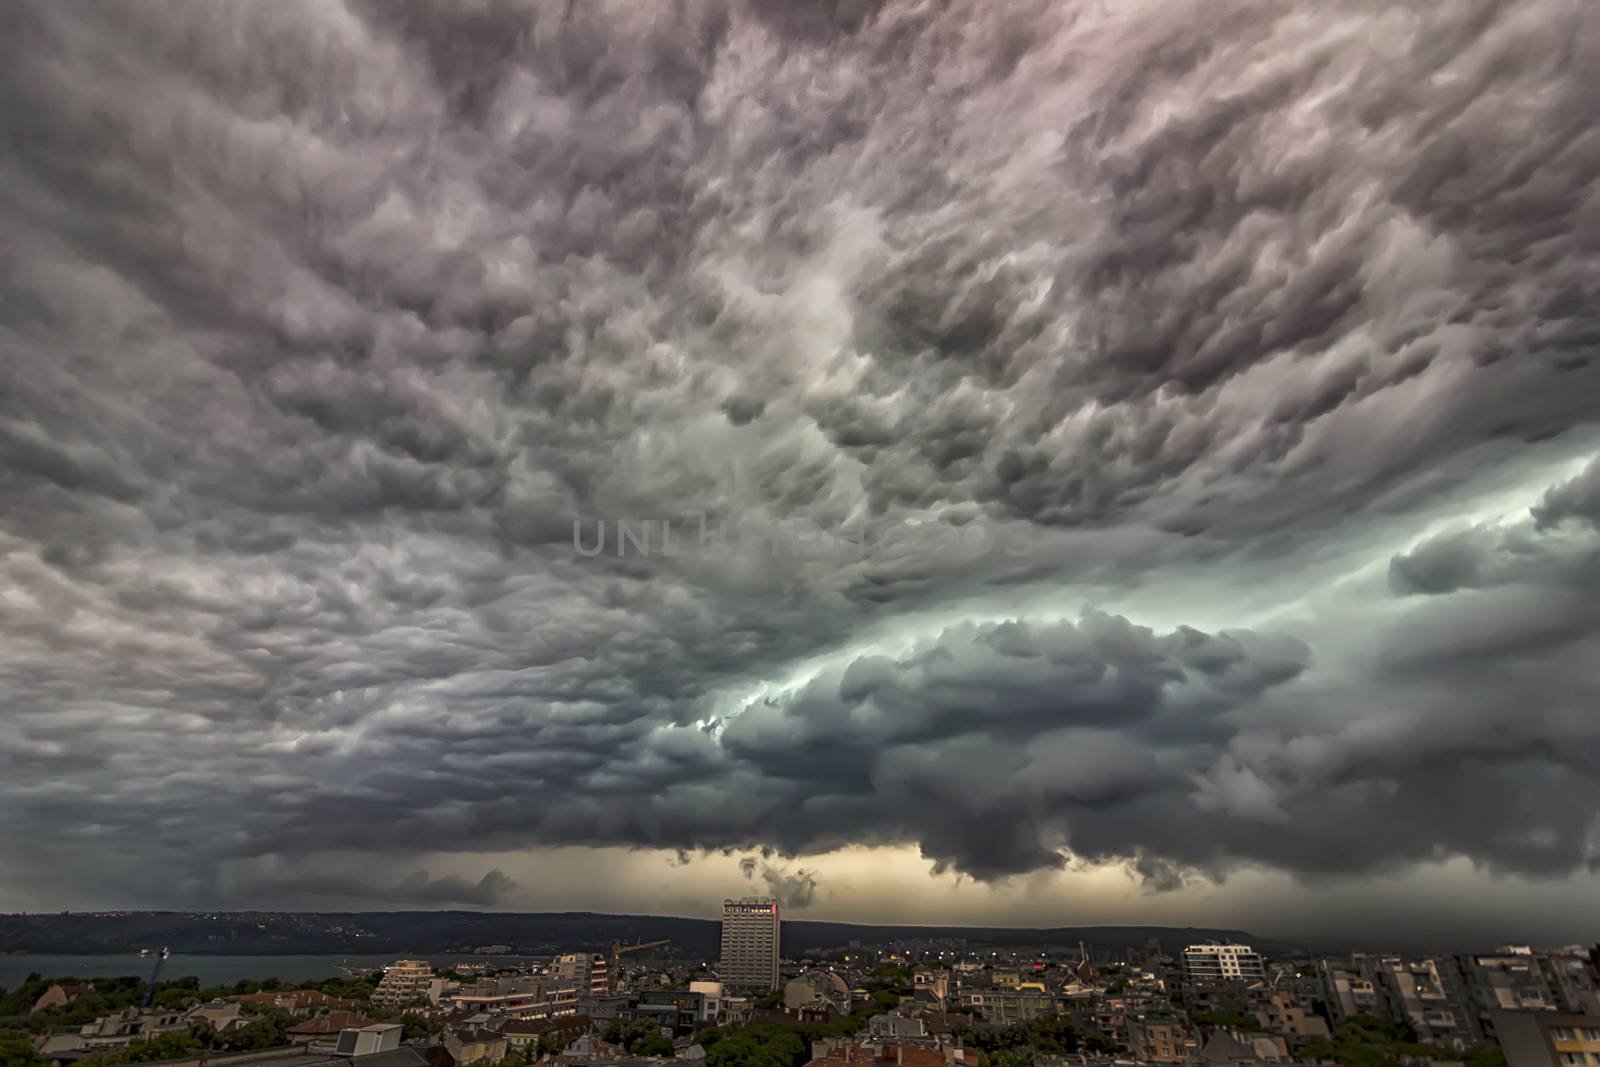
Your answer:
(720, 896), (780, 991)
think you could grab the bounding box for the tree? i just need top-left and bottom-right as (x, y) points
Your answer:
(633, 1031), (673, 1057)
(535, 1032), (574, 1057)
(122, 1031), (205, 1063)
(0, 1038), (48, 1067)
(399, 1016), (442, 1043)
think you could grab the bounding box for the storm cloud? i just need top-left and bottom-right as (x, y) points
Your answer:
(1, 0), (1598, 934)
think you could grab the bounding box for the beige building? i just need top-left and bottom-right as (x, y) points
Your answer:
(720, 896), (780, 992)
(1128, 1012), (1196, 1064)
(371, 959), (435, 1007)
(1253, 990), (1330, 1044)
(1492, 1011), (1600, 1067)
(551, 954), (609, 997)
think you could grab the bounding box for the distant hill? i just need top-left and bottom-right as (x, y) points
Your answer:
(0, 910), (1329, 957)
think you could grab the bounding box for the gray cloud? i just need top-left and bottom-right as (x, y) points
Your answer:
(1, 0), (1598, 938)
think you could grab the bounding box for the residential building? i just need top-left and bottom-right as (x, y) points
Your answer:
(234, 989), (360, 1016)
(1128, 1012), (1195, 1064)
(288, 1011), (379, 1050)
(912, 971), (950, 1007)
(447, 975), (578, 1019)
(76, 1008), (188, 1049)
(445, 1028), (508, 1064)
(31, 984), (94, 1015)
(689, 981), (727, 1026)
(1373, 957), (1477, 1049)
(1491, 1011), (1600, 1067)
(720, 896), (781, 992)
(1252, 990), (1330, 1044)
(574, 994), (633, 1026)
(960, 988), (1056, 1026)
(1321, 957), (1386, 1023)
(551, 954), (609, 997)
(334, 1024), (403, 1058)
(786, 972), (852, 1015)
(1538, 954), (1600, 1015)
(1458, 951), (1560, 1040)
(1202, 1030), (1289, 1066)
(867, 1015), (927, 1041)
(502, 1015), (590, 1053)
(183, 1000), (248, 1034)
(634, 989), (706, 1034)
(1185, 944), (1266, 982)
(372, 960), (435, 1007)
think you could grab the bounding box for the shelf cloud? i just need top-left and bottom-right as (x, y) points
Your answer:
(1, 0), (1597, 938)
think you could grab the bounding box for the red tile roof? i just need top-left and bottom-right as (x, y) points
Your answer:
(288, 1011), (377, 1035)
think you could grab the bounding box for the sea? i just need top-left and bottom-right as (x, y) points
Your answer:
(0, 954), (546, 990)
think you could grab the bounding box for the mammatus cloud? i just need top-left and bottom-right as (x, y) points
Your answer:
(1, 0), (1598, 936)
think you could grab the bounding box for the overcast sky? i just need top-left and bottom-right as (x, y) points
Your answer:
(2, 0), (1598, 949)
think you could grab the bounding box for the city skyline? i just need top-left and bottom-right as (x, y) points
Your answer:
(3, 0), (1599, 944)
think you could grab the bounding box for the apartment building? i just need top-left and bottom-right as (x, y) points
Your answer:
(1373, 957), (1477, 1049)
(1321, 957), (1386, 1023)
(1185, 944), (1266, 982)
(550, 953), (609, 997)
(370, 959), (435, 1007)
(1491, 1011), (1600, 1067)
(720, 896), (781, 992)
(1128, 1011), (1195, 1064)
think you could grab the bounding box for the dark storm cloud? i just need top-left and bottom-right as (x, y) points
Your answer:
(1, 0), (1598, 921)
(217, 868), (522, 908)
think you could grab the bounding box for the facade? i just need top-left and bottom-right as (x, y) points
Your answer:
(446, 975), (578, 1019)
(1185, 944), (1266, 982)
(1491, 1011), (1600, 1067)
(1539, 954), (1600, 1016)
(635, 989), (707, 1034)
(689, 981), (727, 1026)
(720, 896), (781, 992)
(502, 1015), (591, 1052)
(1202, 1030), (1289, 1066)
(1128, 1012), (1195, 1064)
(371, 960), (435, 1007)
(335, 1024), (403, 1058)
(445, 1028), (508, 1064)
(550, 954), (609, 997)
(1462, 952), (1559, 1013)
(960, 988), (1056, 1026)
(786, 971), (852, 1014)
(1321, 957), (1386, 1023)
(1252, 990), (1330, 1044)
(288, 1012), (379, 1047)
(868, 1014), (927, 1041)
(235, 989), (359, 1016)
(1373, 957), (1477, 1049)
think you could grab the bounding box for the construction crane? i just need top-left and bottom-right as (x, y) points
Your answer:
(608, 939), (670, 991)
(139, 947), (171, 1010)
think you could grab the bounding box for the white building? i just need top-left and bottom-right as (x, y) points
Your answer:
(1184, 943), (1266, 982)
(371, 960), (435, 1007)
(689, 981), (725, 1025)
(720, 896), (781, 992)
(551, 954), (610, 997)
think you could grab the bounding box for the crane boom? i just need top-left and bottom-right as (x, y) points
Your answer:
(608, 938), (670, 991)
(139, 948), (171, 1010)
